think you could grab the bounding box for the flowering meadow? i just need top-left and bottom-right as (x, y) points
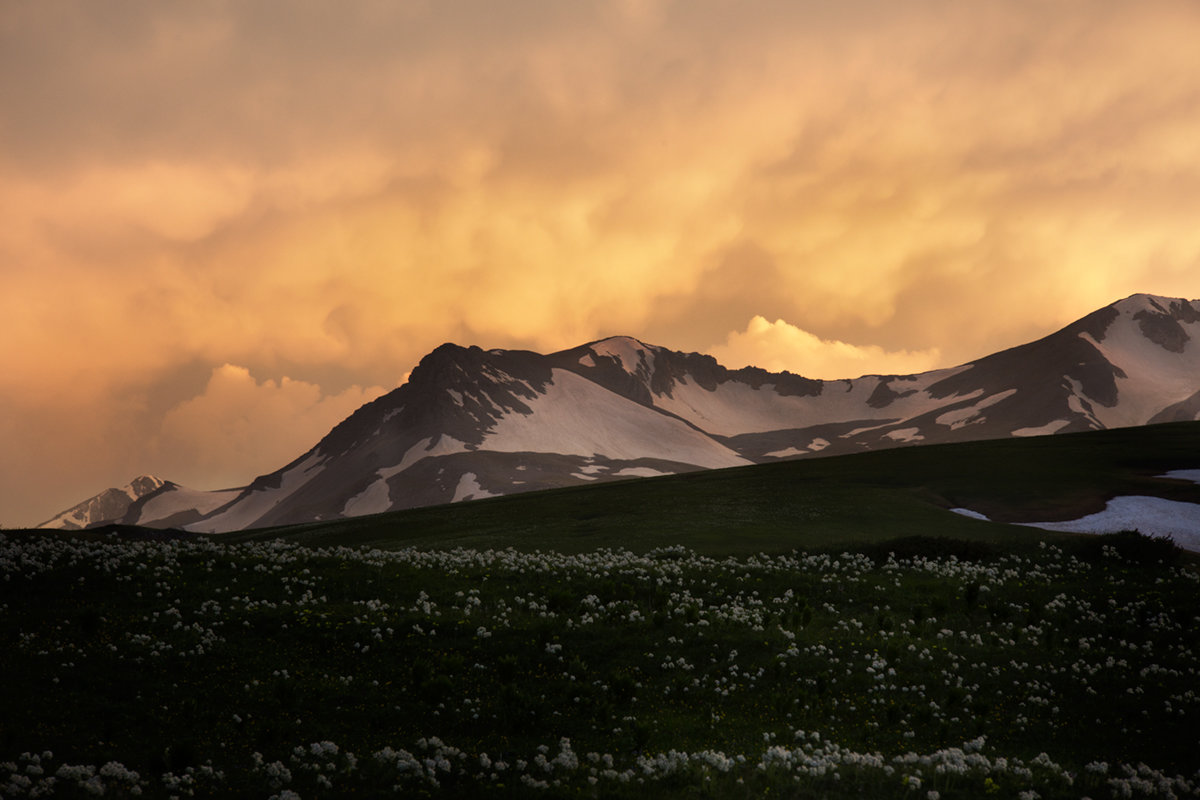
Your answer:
(2, 530), (1198, 798)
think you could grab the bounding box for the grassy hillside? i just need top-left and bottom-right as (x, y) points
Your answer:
(228, 421), (1200, 555)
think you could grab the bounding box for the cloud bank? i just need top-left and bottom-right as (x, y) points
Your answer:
(4, 0), (1200, 524)
(156, 365), (385, 491)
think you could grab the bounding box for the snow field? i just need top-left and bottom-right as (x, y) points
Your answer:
(482, 369), (750, 470)
(652, 368), (971, 438)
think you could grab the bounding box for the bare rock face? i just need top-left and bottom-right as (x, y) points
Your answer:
(40, 294), (1200, 533)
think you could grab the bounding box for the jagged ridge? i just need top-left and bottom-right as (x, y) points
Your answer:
(41, 293), (1200, 533)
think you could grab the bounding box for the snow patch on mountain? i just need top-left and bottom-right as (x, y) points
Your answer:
(654, 369), (971, 437)
(765, 447), (808, 458)
(842, 422), (892, 439)
(1012, 419), (1071, 437)
(590, 337), (656, 374)
(342, 479), (393, 518)
(652, 378), (819, 435)
(390, 436), (470, 477)
(186, 453), (326, 533)
(453, 472), (497, 502)
(482, 368), (750, 469)
(340, 435), (472, 517)
(614, 466), (674, 478)
(1162, 469), (1200, 484)
(935, 389), (1017, 430)
(766, 438), (830, 457)
(1076, 302), (1200, 427)
(1115, 293), (1177, 316)
(134, 485), (240, 524)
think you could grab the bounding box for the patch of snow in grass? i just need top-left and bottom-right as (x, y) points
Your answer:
(950, 508), (990, 521)
(1020, 495), (1200, 552)
(1162, 469), (1200, 484)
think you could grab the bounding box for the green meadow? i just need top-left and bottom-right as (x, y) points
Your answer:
(3, 423), (1200, 798)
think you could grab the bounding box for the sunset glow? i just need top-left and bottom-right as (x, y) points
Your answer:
(4, 1), (1200, 525)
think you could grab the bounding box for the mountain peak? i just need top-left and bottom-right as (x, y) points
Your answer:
(128, 475), (167, 494)
(38, 475), (167, 530)
(590, 335), (654, 348)
(582, 336), (659, 375)
(1112, 293), (1197, 316)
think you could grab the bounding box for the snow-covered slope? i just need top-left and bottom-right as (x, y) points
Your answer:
(481, 368), (748, 468)
(38, 293), (1200, 533)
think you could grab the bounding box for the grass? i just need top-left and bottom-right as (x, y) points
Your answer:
(1, 532), (1197, 797)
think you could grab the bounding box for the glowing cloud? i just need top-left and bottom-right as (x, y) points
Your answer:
(156, 365), (385, 490)
(4, 1), (1200, 524)
(710, 317), (943, 380)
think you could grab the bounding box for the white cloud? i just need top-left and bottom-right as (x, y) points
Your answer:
(710, 316), (943, 380)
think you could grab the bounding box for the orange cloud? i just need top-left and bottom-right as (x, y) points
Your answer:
(155, 365), (385, 490)
(710, 316), (943, 380)
(4, 1), (1200, 524)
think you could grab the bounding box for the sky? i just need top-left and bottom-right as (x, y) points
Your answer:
(4, 0), (1200, 527)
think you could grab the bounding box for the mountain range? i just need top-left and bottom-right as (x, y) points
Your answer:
(40, 293), (1200, 533)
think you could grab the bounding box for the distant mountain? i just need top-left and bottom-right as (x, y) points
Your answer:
(38, 475), (167, 530)
(40, 293), (1200, 533)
